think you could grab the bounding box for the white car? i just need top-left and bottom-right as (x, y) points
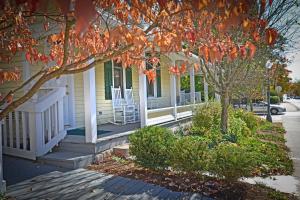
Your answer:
(251, 102), (286, 115)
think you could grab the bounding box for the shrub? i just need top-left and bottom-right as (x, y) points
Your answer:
(129, 126), (175, 170)
(208, 143), (256, 181)
(169, 136), (208, 172)
(270, 96), (280, 104)
(192, 102), (221, 135)
(233, 109), (259, 132)
(228, 117), (251, 138)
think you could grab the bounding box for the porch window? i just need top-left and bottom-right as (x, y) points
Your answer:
(146, 54), (161, 98)
(104, 60), (132, 100)
(113, 62), (124, 97)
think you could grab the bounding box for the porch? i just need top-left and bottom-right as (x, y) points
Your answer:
(0, 52), (212, 166)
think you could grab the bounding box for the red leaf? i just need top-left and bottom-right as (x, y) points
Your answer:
(239, 45), (247, 58)
(74, 0), (97, 34)
(269, 0), (273, 6)
(25, 52), (32, 63)
(40, 54), (49, 64)
(252, 31), (260, 42)
(49, 51), (55, 61)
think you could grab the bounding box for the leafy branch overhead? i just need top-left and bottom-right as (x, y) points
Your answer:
(0, 0), (289, 122)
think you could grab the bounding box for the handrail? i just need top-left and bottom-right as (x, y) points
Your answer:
(17, 87), (66, 113)
(2, 87), (67, 160)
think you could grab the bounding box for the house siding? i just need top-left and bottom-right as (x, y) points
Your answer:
(73, 56), (173, 127)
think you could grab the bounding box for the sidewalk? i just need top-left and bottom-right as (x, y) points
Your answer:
(243, 102), (300, 196)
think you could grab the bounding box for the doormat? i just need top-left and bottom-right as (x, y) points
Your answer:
(67, 128), (112, 136)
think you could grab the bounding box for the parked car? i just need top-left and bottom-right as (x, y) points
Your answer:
(251, 102), (286, 115)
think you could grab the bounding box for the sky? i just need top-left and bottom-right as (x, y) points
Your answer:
(285, 3), (300, 82)
(286, 39), (300, 81)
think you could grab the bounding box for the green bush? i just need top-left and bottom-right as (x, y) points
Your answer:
(192, 102), (221, 135)
(233, 109), (259, 132)
(129, 126), (175, 170)
(228, 117), (251, 138)
(169, 136), (208, 172)
(270, 96), (280, 104)
(209, 143), (256, 181)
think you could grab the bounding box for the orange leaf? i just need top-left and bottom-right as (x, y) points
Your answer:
(199, 46), (209, 62)
(245, 41), (256, 58)
(194, 63), (200, 72)
(180, 63), (187, 74)
(229, 46), (238, 60)
(144, 70), (156, 84)
(169, 66), (180, 76)
(265, 28), (278, 46)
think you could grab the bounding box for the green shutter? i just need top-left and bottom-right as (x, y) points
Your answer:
(104, 60), (113, 100)
(125, 67), (132, 89)
(157, 68), (161, 97)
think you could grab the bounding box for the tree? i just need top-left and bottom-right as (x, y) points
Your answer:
(0, 0), (281, 134)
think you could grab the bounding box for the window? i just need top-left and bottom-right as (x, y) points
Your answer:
(146, 53), (161, 98)
(104, 60), (132, 100)
(113, 62), (124, 97)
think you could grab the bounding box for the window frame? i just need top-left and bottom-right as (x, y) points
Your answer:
(112, 60), (128, 99)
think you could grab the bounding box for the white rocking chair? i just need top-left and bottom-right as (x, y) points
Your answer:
(111, 86), (136, 124)
(124, 88), (139, 122)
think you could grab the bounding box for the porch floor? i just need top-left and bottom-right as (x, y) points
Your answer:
(67, 122), (141, 138)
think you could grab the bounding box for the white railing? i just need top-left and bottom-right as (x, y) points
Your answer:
(1, 87), (66, 160)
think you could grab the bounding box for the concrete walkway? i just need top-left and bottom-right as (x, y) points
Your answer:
(243, 102), (300, 196)
(6, 169), (213, 200)
(3, 155), (70, 186)
(283, 101), (300, 195)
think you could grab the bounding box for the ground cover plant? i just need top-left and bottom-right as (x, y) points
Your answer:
(89, 102), (296, 199)
(129, 102), (293, 181)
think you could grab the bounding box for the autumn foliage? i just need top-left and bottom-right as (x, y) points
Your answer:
(0, 0), (278, 121)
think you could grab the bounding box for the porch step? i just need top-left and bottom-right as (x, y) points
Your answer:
(113, 144), (130, 158)
(59, 131), (131, 154)
(38, 151), (94, 169)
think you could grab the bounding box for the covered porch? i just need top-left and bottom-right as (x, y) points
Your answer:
(79, 53), (210, 144)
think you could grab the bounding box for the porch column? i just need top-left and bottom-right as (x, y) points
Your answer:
(83, 59), (97, 143)
(170, 66), (177, 120)
(204, 77), (209, 102)
(0, 120), (6, 192)
(139, 69), (148, 127)
(189, 66), (195, 104)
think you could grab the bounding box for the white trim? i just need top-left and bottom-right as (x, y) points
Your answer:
(139, 68), (148, 127)
(83, 64), (97, 144)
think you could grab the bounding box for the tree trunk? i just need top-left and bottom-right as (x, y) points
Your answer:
(221, 89), (229, 134)
(250, 99), (253, 112)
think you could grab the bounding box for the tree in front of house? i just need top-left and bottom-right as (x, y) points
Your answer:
(0, 0), (287, 134)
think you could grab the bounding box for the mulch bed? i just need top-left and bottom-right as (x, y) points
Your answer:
(88, 158), (298, 200)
